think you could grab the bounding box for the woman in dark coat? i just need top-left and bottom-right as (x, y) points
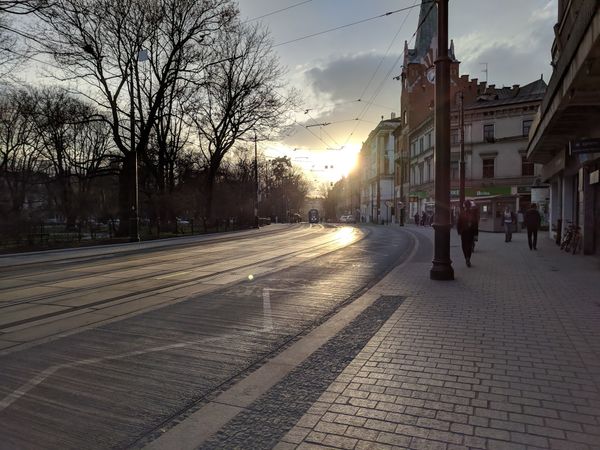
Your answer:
(457, 201), (478, 267)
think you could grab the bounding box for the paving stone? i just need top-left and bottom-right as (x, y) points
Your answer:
(277, 230), (600, 450)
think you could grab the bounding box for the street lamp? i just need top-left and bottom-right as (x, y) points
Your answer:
(254, 132), (259, 228)
(127, 50), (148, 242)
(430, 0), (454, 280)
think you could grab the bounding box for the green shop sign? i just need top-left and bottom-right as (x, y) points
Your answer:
(450, 186), (512, 198)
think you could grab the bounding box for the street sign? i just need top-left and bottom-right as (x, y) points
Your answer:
(570, 138), (600, 154)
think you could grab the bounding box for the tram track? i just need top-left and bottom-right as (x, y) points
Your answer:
(0, 226), (367, 331)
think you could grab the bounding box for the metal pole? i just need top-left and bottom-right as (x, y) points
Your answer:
(129, 61), (140, 242)
(254, 132), (259, 228)
(459, 91), (465, 209)
(430, 0), (454, 280)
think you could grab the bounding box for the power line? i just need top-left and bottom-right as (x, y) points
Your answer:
(341, 0), (420, 146)
(273, 3), (424, 48)
(244, 0), (313, 23)
(343, 0), (437, 147)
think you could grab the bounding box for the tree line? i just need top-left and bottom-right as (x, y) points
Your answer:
(0, 0), (307, 244)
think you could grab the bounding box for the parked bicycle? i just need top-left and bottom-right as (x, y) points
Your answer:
(560, 222), (582, 254)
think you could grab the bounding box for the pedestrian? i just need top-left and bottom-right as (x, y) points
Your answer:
(524, 203), (542, 250)
(517, 209), (524, 232)
(457, 200), (478, 267)
(502, 206), (516, 242)
(414, 212), (420, 226)
(421, 211), (427, 226)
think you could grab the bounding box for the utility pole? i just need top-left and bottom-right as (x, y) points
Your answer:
(430, 0), (454, 280)
(459, 91), (466, 209)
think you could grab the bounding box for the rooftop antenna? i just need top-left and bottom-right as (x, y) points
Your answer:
(480, 62), (488, 83)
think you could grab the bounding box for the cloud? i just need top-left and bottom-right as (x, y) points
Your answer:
(454, 2), (555, 86)
(298, 51), (401, 118)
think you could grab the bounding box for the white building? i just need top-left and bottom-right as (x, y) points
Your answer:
(359, 117), (400, 224)
(407, 79), (547, 231)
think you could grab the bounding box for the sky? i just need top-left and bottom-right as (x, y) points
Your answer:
(235, 0), (557, 186)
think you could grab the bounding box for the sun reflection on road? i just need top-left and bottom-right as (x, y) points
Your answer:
(334, 226), (357, 246)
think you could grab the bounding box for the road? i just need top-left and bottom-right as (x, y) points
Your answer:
(0, 223), (415, 450)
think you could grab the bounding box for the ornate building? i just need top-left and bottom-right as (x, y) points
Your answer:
(394, 1), (546, 232)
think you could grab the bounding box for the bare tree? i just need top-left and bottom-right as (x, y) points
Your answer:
(32, 0), (236, 236)
(0, 1), (49, 80)
(31, 87), (114, 227)
(0, 88), (43, 216)
(190, 21), (296, 220)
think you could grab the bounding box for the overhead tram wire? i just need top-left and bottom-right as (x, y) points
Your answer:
(342, 0), (437, 147)
(244, 0), (314, 23)
(304, 110), (342, 149)
(273, 3), (425, 48)
(341, 0), (420, 147)
(293, 120), (338, 149)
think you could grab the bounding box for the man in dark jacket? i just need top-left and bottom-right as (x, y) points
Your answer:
(457, 201), (478, 267)
(524, 203), (542, 250)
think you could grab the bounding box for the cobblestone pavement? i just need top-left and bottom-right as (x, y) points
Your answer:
(277, 227), (600, 450)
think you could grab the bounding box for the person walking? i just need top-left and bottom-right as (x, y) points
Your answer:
(457, 201), (478, 267)
(414, 212), (420, 226)
(524, 203), (542, 250)
(421, 211), (427, 226)
(502, 206), (516, 242)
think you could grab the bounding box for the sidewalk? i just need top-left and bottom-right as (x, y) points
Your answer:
(276, 227), (600, 450)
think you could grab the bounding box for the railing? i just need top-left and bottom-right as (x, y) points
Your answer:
(0, 217), (255, 253)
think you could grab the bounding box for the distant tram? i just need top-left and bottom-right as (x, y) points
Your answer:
(308, 209), (319, 224)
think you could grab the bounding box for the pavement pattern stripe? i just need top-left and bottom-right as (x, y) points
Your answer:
(198, 295), (405, 450)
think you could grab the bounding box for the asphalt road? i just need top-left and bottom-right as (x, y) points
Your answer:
(0, 223), (416, 450)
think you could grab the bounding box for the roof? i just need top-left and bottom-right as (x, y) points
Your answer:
(465, 78), (547, 110)
(412, 1), (438, 64)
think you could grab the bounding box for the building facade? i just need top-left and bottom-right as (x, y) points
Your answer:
(396, 1), (546, 232)
(527, 0), (600, 255)
(359, 117), (400, 224)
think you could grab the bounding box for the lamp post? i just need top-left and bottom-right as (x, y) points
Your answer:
(254, 132), (259, 228)
(430, 0), (454, 280)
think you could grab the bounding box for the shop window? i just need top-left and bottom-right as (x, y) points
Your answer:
(521, 155), (534, 176)
(450, 161), (459, 180)
(482, 158), (495, 178)
(483, 124), (495, 142)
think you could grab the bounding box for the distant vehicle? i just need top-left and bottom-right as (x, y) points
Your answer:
(308, 209), (319, 223)
(344, 215), (356, 224)
(290, 213), (302, 223)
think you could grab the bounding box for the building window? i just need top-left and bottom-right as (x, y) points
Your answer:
(427, 158), (432, 181)
(419, 137), (424, 153)
(451, 128), (459, 145)
(521, 156), (534, 176)
(522, 119), (533, 137)
(483, 124), (495, 142)
(482, 158), (495, 178)
(426, 132), (431, 149)
(418, 164), (424, 184)
(451, 161), (459, 180)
